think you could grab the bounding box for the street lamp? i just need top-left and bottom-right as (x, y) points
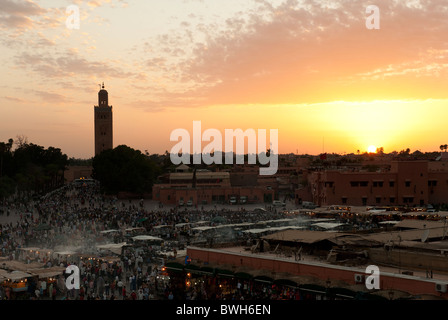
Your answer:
(388, 290), (394, 300)
(325, 279), (331, 300)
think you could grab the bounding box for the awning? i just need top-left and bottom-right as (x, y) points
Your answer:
(30, 267), (65, 279)
(100, 229), (120, 234)
(234, 272), (253, 280)
(274, 278), (298, 288)
(165, 262), (184, 273)
(184, 264), (202, 275)
(5, 271), (34, 281)
(355, 291), (388, 300)
(298, 283), (327, 295)
(132, 235), (163, 241)
(328, 287), (357, 299)
(199, 267), (214, 276)
(253, 275), (274, 284)
(215, 268), (234, 278)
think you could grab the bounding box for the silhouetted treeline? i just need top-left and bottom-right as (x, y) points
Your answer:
(0, 138), (68, 200)
(92, 145), (161, 195)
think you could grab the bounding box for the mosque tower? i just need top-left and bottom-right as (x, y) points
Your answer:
(94, 82), (113, 156)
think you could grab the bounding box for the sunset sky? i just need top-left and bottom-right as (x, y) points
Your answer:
(1, 0), (448, 159)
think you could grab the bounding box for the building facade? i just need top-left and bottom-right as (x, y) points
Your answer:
(296, 160), (448, 207)
(153, 166), (275, 205)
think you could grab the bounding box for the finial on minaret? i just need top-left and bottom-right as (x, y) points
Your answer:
(102, 82), (105, 89)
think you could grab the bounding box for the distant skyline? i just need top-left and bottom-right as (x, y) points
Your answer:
(1, 0), (448, 159)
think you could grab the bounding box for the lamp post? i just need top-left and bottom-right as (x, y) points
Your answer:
(325, 279), (331, 300)
(388, 290), (394, 300)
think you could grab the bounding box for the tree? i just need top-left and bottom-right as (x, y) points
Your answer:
(12, 143), (68, 194)
(0, 138), (13, 178)
(92, 145), (160, 195)
(0, 138), (68, 199)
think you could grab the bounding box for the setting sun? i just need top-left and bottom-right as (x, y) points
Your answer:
(368, 145), (377, 153)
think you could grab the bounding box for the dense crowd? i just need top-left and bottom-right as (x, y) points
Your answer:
(0, 181), (293, 300)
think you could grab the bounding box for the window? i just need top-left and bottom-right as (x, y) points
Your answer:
(350, 181), (359, 187)
(389, 181), (395, 187)
(390, 197), (395, 203)
(360, 181), (369, 187)
(405, 181), (411, 187)
(428, 180), (438, 187)
(373, 181), (383, 187)
(403, 197), (414, 203)
(342, 197), (347, 204)
(376, 197), (381, 204)
(362, 197), (367, 206)
(325, 181), (334, 188)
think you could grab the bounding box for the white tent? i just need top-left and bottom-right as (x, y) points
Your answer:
(100, 229), (120, 234)
(96, 242), (127, 255)
(311, 222), (347, 230)
(132, 235), (163, 241)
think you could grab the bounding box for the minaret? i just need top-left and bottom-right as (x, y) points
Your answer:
(94, 82), (113, 156)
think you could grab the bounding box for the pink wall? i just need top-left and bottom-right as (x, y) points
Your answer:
(187, 247), (448, 298)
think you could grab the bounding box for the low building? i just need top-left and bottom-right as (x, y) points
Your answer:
(64, 166), (93, 183)
(296, 160), (448, 207)
(153, 167), (274, 205)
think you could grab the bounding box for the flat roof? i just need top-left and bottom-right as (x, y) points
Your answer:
(337, 227), (448, 246)
(170, 172), (230, 179)
(186, 246), (448, 285)
(394, 220), (448, 229)
(262, 229), (346, 244)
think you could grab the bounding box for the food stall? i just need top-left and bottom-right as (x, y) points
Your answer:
(0, 270), (34, 293)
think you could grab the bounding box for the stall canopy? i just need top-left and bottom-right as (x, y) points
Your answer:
(234, 272), (253, 280)
(165, 262), (184, 273)
(274, 278), (298, 288)
(1, 260), (44, 271)
(29, 267), (65, 279)
(215, 268), (234, 278)
(298, 283), (327, 295)
(132, 235), (163, 241)
(4, 270), (33, 281)
(184, 264), (201, 274)
(100, 229), (120, 234)
(96, 242), (127, 255)
(253, 275), (274, 284)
